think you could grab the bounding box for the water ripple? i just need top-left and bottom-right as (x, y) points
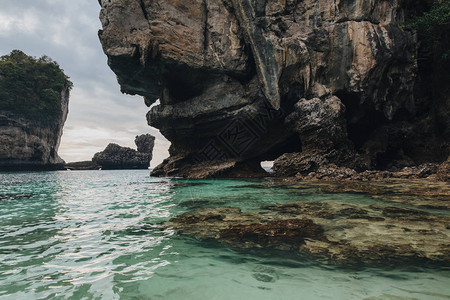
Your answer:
(0, 171), (449, 299)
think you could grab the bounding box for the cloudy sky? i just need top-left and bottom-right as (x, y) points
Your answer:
(0, 0), (170, 167)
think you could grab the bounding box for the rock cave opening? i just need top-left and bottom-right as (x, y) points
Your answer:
(260, 160), (274, 172)
(164, 66), (212, 104)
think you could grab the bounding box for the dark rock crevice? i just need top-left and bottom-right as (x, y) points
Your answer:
(201, 0), (209, 53)
(335, 90), (385, 152)
(137, 0), (149, 21)
(230, 0), (281, 109)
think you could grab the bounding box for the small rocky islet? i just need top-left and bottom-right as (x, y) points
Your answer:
(64, 133), (155, 170)
(91, 133), (155, 170)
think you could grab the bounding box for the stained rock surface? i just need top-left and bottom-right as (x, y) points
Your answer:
(98, 0), (449, 178)
(92, 134), (155, 170)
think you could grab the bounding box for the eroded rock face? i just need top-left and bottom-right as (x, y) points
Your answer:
(92, 134), (154, 169)
(435, 156), (450, 182)
(135, 133), (155, 153)
(98, 0), (448, 178)
(0, 88), (69, 171)
(151, 156), (267, 178)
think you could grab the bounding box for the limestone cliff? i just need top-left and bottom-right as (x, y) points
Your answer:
(0, 90), (69, 171)
(98, 0), (449, 178)
(0, 51), (71, 171)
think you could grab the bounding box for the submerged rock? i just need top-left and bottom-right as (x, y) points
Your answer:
(92, 134), (155, 170)
(165, 179), (450, 266)
(98, 0), (449, 178)
(285, 178), (450, 210)
(166, 200), (450, 266)
(219, 219), (325, 249)
(0, 193), (34, 201)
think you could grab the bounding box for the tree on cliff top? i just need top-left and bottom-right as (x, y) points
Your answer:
(0, 50), (72, 124)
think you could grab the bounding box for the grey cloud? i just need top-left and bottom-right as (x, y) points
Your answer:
(0, 0), (169, 165)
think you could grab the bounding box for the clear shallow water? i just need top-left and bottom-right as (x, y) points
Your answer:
(0, 170), (448, 300)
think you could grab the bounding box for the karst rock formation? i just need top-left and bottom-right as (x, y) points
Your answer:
(92, 134), (155, 169)
(98, 0), (449, 178)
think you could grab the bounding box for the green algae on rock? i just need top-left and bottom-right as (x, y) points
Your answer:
(165, 179), (450, 267)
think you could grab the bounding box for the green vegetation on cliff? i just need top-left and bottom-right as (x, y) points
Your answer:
(0, 50), (72, 124)
(411, 0), (450, 66)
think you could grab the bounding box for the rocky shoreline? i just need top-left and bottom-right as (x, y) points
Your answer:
(164, 177), (450, 267)
(280, 159), (450, 183)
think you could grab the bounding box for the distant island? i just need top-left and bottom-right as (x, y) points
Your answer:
(66, 134), (155, 170)
(0, 50), (72, 171)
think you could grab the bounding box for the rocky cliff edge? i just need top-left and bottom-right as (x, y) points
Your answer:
(0, 88), (69, 171)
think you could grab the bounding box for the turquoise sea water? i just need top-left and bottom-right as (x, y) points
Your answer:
(0, 170), (449, 300)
